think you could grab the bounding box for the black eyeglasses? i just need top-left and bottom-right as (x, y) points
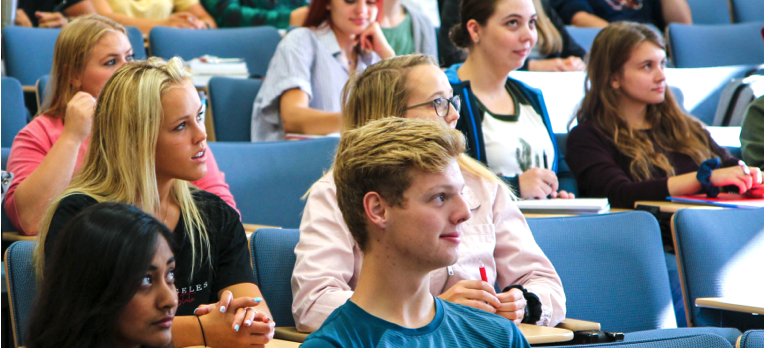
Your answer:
(403, 96), (461, 117)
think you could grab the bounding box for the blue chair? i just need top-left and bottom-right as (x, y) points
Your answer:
(2, 148), (9, 169)
(4, 241), (37, 347)
(527, 212), (677, 332)
(207, 77), (263, 142)
(35, 75), (50, 112)
(564, 26), (601, 53)
(686, 0), (732, 24)
(249, 228), (299, 327)
(672, 209), (764, 330)
(2, 147), (15, 233)
(149, 26), (280, 78)
(731, 0), (764, 23)
(668, 22), (764, 68)
(208, 137), (338, 228)
(739, 330), (764, 348)
(2, 77), (28, 148)
(1, 26), (146, 87)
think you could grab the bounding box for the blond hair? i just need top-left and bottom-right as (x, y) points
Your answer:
(341, 54), (516, 199)
(35, 57), (210, 277)
(40, 14), (126, 118)
(334, 118), (466, 252)
(533, 0), (563, 56)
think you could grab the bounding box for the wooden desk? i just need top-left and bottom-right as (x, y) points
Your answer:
(523, 208), (630, 219)
(519, 323), (574, 344)
(634, 201), (723, 214)
(22, 85), (35, 93)
(696, 297), (764, 315)
(266, 339), (301, 348)
(275, 325), (574, 345)
(2, 232), (35, 242)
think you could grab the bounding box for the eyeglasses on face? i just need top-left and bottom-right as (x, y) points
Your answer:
(403, 95), (461, 117)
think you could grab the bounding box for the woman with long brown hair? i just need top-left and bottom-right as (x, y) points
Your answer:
(566, 22), (761, 209)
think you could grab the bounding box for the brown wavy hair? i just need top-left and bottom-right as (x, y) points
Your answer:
(572, 22), (714, 181)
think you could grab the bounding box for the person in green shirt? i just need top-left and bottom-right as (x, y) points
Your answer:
(201, 0), (307, 29)
(379, 0), (437, 57)
(741, 95), (764, 170)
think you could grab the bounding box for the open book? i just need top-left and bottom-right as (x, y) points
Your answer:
(515, 198), (610, 214)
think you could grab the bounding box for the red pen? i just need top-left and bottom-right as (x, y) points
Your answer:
(479, 260), (488, 282)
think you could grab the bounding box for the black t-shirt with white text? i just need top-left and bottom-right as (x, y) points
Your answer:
(45, 190), (256, 315)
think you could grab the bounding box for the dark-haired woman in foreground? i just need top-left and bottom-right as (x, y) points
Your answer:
(27, 202), (177, 348)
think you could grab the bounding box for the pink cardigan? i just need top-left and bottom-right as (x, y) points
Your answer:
(291, 170), (566, 332)
(4, 115), (238, 235)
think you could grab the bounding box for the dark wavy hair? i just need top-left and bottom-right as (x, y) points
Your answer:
(449, 0), (501, 49)
(27, 202), (175, 348)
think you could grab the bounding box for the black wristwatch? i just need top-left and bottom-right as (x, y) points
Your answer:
(502, 284), (542, 324)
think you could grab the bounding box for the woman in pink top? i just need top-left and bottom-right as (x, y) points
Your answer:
(291, 54), (566, 332)
(5, 15), (236, 235)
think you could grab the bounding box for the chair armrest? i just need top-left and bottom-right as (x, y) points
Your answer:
(555, 318), (601, 331)
(275, 327), (309, 343)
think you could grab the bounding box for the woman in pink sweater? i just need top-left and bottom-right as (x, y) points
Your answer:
(5, 15), (236, 235)
(291, 54), (565, 332)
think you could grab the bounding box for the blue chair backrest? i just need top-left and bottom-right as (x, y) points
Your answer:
(668, 22), (764, 68)
(527, 211), (677, 332)
(249, 228), (299, 327)
(686, 0), (732, 24)
(125, 26), (148, 60)
(739, 330), (764, 348)
(564, 26), (601, 53)
(2, 27), (59, 86)
(1, 26), (146, 87)
(36, 74), (50, 112)
(207, 77), (263, 141)
(2, 77), (28, 148)
(149, 26), (280, 78)
(4, 241), (37, 347)
(672, 208), (764, 327)
(2, 147), (15, 233)
(731, 0), (764, 23)
(208, 137), (339, 228)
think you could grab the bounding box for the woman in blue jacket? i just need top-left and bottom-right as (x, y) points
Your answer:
(445, 0), (575, 199)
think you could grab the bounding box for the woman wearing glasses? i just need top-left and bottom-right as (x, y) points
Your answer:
(446, 0), (575, 199)
(291, 54), (566, 332)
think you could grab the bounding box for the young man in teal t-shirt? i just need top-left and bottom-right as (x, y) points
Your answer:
(301, 118), (530, 348)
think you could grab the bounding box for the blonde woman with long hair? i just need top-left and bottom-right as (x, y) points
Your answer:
(291, 54), (565, 332)
(35, 57), (275, 347)
(4, 15), (236, 236)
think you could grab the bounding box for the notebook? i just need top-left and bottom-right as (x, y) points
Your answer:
(515, 198), (610, 214)
(669, 194), (764, 209)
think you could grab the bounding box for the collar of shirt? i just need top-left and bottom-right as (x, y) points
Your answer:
(462, 182), (481, 211)
(314, 21), (376, 73)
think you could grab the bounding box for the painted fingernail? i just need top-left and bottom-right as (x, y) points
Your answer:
(220, 306), (226, 313)
(254, 297), (263, 302)
(245, 319), (252, 326)
(193, 308), (198, 315)
(235, 324), (240, 332)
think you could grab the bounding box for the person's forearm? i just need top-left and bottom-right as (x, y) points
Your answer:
(570, 11), (608, 27)
(667, 172), (701, 196)
(99, 11), (165, 33)
(171, 316), (205, 347)
(281, 107), (341, 135)
(62, 0), (96, 17)
(660, 0), (692, 24)
(13, 134), (84, 234)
